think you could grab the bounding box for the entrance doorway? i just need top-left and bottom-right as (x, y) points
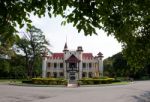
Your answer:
(69, 72), (76, 80)
(69, 72), (76, 84)
(65, 54), (80, 84)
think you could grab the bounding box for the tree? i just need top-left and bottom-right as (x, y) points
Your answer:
(0, 0), (62, 55)
(0, 0), (150, 67)
(16, 26), (49, 78)
(104, 52), (150, 79)
(0, 32), (19, 56)
(0, 59), (10, 78)
(32, 55), (42, 77)
(104, 52), (134, 77)
(0, 53), (40, 79)
(9, 55), (26, 79)
(103, 57), (114, 77)
(62, 0), (150, 67)
(112, 53), (131, 77)
(0, 0), (71, 37)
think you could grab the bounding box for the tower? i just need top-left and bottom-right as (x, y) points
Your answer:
(63, 42), (68, 52)
(41, 52), (47, 78)
(97, 52), (104, 77)
(76, 46), (83, 79)
(63, 42), (69, 79)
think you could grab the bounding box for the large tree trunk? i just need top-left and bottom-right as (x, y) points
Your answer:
(25, 55), (30, 79)
(28, 56), (36, 78)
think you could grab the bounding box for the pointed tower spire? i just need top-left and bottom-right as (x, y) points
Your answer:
(63, 42), (68, 52)
(63, 36), (69, 52)
(64, 42), (68, 49)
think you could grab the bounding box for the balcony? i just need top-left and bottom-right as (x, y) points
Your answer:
(66, 67), (79, 72)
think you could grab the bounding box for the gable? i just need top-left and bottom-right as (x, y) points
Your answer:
(66, 54), (80, 63)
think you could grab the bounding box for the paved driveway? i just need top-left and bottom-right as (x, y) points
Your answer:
(0, 81), (150, 102)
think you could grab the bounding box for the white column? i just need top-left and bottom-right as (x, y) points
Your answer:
(79, 61), (82, 79)
(86, 63), (88, 78)
(63, 62), (67, 79)
(99, 58), (103, 77)
(57, 63), (59, 78)
(42, 57), (47, 78)
(101, 59), (103, 76)
(79, 52), (83, 79)
(77, 63), (79, 80)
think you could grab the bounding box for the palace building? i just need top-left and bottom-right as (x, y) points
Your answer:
(42, 43), (103, 82)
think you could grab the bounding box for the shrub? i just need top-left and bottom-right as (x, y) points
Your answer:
(31, 78), (67, 85)
(78, 77), (114, 85)
(140, 76), (150, 80)
(22, 80), (32, 84)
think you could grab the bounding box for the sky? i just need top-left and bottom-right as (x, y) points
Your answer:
(20, 14), (122, 59)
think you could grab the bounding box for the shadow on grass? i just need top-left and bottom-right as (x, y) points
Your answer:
(133, 91), (150, 102)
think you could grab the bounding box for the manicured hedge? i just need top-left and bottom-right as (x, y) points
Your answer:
(78, 77), (115, 85)
(31, 78), (67, 85)
(22, 80), (32, 84)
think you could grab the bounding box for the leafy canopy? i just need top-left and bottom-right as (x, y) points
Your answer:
(16, 26), (49, 77)
(0, 0), (150, 67)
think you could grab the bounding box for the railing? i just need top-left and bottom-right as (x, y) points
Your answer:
(66, 67), (79, 72)
(47, 67), (64, 71)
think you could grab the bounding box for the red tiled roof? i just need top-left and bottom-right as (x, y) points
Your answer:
(50, 53), (64, 59)
(82, 53), (93, 59)
(48, 53), (93, 60)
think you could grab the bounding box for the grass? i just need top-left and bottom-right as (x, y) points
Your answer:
(111, 81), (129, 85)
(0, 79), (23, 84)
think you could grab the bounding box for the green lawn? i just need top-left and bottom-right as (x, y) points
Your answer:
(111, 81), (129, 85)
(0, 79), (23, 84)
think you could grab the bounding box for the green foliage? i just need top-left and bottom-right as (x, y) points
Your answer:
(31, 78), (67, 85)
(33, 56), (42, 77)
(0, 34), (19, 56)
(0, 0), (150, 68)
(9, 55), (27, 79)
(104, 52), (150, 80)
(68, 0), (150, 68)
(0, 55), (27, 79)
(140, 76), (150, 80)
(104, 52), (132, 77)
(78, 77), (114, 85)
(0, 59), (10, 78)
(22, 80), (32, 84)
(123, 39), (150, 68)
(0, 53), (43, 79)
(16, 26), (49, 78)
(0, 0), (70, 38)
